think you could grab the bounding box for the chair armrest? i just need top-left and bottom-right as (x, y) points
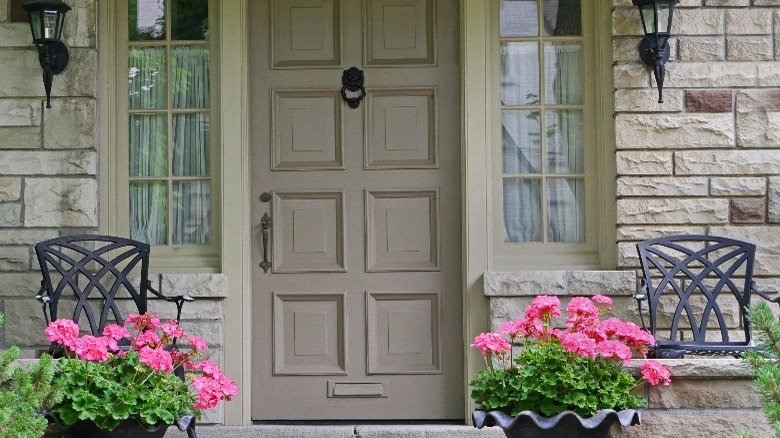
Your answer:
(752, 280), (780, 303)
(35, 280), (51, 325)
(146, 279), (196, 323)
(634, 278), (650, 331)
(634, 278), (649, 301)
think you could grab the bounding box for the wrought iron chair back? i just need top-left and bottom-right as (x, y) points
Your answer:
(35, 235), (192, 336)
(635, 234), (776, 358)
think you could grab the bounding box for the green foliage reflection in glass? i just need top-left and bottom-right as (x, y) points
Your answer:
(128, 0), (209, 41)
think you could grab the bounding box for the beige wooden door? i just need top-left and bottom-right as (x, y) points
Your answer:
(249, 0), (461, 420)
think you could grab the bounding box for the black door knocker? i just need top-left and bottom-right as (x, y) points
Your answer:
(341, 67), (366, 109)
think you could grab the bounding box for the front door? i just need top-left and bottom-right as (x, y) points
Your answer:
(249, 0), (461, 420)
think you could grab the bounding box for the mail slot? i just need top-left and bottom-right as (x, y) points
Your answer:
(328, 381), (388, 398)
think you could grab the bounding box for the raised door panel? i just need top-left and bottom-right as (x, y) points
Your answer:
(273, 293), (347, 375)
(366, 292), (441, 374)
(365, 89), (437, 169)
(365, 189), (439, 272)
(364, 0), (435, 66)
(272, 90), (344, 170)
(272, 191), (346, 272)
(271, 0), (341, 68)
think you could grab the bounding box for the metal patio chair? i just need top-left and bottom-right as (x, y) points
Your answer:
(34, 234), (194, 341)
(634, 234), (779, 358)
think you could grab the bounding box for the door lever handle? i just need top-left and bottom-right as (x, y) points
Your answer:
(259, 212), (272, 273)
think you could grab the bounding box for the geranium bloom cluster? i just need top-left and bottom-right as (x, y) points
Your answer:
(471, 294), (671, 384)
(45, 313), (237, 411)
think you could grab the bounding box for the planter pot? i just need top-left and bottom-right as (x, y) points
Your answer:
(44, 412), (197, 438)
(473, 409), (641, 438)
(63, 418), (171, 438)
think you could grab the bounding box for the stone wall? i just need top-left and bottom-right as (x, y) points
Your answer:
(0, 0), (100, 354)
(613, 0), (780, 294)
(615, 359), (772, 438)
(0, 0), (226, 423)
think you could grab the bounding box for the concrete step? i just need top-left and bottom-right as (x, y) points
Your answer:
(164, 425), (504, 437)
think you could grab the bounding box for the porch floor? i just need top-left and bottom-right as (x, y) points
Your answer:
(164, 425), (504, 437)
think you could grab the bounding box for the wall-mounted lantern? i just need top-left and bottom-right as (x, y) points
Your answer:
(22, 0), (71, 109)
(633, 0), (679, 103)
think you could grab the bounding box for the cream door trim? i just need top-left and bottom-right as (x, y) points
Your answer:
(219, 0), (251, 425)
(461, 0), (491, 421)
(98, 0), (117, 236)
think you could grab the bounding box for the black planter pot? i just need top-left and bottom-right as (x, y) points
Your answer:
(63, 418), (170, 438)
(473, 409), (641, 438)
(44, 412), (197, 438)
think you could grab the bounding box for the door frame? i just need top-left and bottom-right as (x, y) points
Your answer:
(218, 0), (492, 425)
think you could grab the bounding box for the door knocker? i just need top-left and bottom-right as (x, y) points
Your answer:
(341, 67), (366, 109)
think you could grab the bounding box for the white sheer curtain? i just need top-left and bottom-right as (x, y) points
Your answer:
(545, 42), (585, 243)
(128, 45), (210, 245)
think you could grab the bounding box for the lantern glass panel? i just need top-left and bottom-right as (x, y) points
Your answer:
(639, 4), (655, 34)
(55, 12), (65, 39)
(43, 10), (58, 39)
(29, 10), (42, 41)
(657, 3), (671, 34)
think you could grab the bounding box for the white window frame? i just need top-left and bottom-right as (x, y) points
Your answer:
(487, 0), (615, 270)
(101, 0), (222, 271)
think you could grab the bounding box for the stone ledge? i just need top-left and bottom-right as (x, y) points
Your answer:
(626, 358), (752, 379)
(483, 271), (636, 297)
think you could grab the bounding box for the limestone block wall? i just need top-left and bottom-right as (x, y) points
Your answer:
(612, 0), (780, 294)
(0, 2), (226, 422)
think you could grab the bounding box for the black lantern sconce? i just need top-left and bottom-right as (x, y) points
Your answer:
(633, 0), (679, 103)
(22, 0), (71, 109)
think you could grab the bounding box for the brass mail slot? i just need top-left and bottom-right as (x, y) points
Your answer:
(328, 381), (388, 398)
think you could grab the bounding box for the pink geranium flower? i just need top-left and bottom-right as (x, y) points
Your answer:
(592, 294), (612, 305)
(192, 373), (239, 410)
(45, 319), (80, 351)
(126, 313), (161, 331)
(160, 320), (185, 339)
(562, 332), (597, 359)
(188, 336), (208, 351)
(74, 335), (111, 362)
(597, 340), (633, 364)
(102, 324), (130, 341)
(470, 332), (511, 357)
(196, 359), (223, 378)
(138, 346), (174, 372)
(134, 330), (161, 349)
(525, 295), (561, 321)
(641, 360), (672, 386)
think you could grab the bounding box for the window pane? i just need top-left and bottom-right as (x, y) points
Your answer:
(502, 110), (541, 174)
(129, 114), (167, 177)
(504, 178), (542, 242)
(130, 181), (168, 245)
(500, 0), (538, 37)
(173, 113), (210, 176)
(500, 42), (540, 106)
(546, 110), (583, 173)
(544, 41), (583, 105)
(171, 0), (209, 40)
(547, 178), (585, 243)
(173, 180), (211, 244)
(542, 0), (581, 36)
(128, 47), (167, 109)
(171, 45), (210, 108)
(128, 0), (165, 41)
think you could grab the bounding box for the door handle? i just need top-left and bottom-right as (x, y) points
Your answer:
(259, 212), (272, 273)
